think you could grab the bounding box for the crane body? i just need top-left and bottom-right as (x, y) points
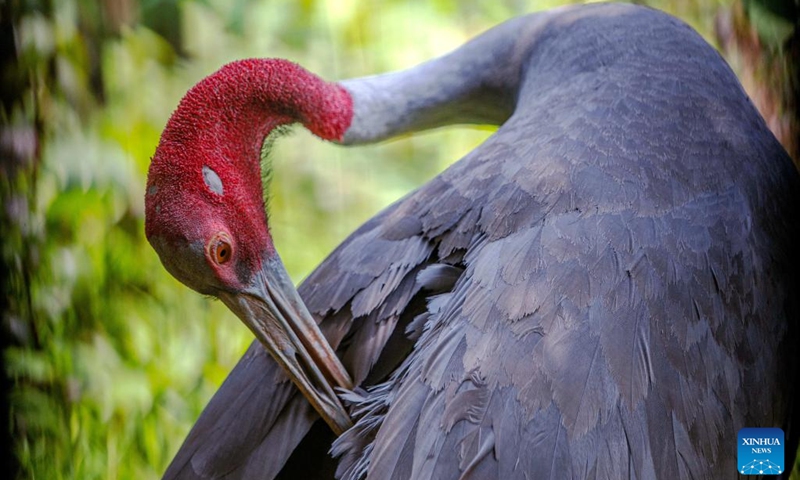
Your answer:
(145, 4), (799, 479)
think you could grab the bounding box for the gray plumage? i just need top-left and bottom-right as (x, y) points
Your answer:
(163, 4), (799, 479)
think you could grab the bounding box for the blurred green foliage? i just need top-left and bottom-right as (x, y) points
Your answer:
(2, 0), (797, 479)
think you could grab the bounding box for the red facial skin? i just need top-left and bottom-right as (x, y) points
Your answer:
(145, 59), (353, 293)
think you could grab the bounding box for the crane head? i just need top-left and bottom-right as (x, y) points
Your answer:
(144, 59), (354, 435)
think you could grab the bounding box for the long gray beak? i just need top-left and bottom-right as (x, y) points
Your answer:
(218, 255), (353, 435)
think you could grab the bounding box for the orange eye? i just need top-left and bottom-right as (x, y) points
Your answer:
(210, 233), (232, 265)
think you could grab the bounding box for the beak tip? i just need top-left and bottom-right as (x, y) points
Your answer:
(226, 258), (354, 436)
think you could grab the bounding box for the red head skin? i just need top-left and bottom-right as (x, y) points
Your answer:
(145, 59), (353, 294)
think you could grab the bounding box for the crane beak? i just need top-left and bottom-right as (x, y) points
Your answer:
(217, 256), (353, 435)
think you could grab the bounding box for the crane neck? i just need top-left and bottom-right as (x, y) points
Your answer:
(159, 58), (353, 153)
(337, 13), (557, 144)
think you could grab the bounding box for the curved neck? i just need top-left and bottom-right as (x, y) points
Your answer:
(155, 60), (353, 207)
(338, 13), (556, 144)
(162, 58), (353, 147)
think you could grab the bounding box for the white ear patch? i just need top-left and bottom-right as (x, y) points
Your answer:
(202, 165), (224, 195)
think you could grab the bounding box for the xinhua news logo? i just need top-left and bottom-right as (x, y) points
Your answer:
(738, 427), (784, 475)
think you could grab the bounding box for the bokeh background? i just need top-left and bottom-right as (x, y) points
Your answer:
(1, 0), (797, 478)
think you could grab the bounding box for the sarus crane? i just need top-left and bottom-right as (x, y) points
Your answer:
(145, 3), (799, 479)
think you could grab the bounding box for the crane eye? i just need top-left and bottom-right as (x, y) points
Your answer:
(209, 233), (233, 265)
